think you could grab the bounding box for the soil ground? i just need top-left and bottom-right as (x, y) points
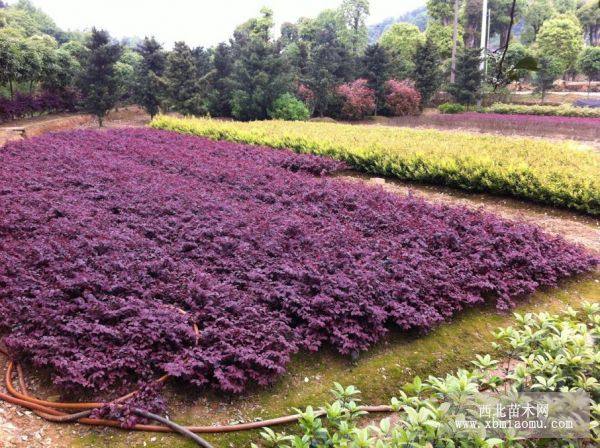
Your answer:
(0, 109), (598, 448)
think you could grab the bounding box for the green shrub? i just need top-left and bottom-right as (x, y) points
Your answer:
(438, 102), (466, 114)
(252, 303), (600, 447)
(151, 116), (600, 215)
(483, 102), (600, 118)
(268, 94), (310, 121)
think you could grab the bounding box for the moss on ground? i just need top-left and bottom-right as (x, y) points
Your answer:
(70, 273), (600, 448)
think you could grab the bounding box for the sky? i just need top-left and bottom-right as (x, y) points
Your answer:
(23, 0), (425, 48)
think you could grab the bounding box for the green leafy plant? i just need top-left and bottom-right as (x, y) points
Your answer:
(268, 93), (310, 121)
(438, 102), (466, 114)
(251, 304), (600, 447)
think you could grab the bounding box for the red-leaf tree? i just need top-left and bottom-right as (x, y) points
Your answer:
(385, 79), (421, 116)
(336, 78), (376, 120)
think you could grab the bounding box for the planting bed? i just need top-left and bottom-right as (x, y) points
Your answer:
(0, 128), (597, 412)
(384, 112), (600, 142)
(152, 117), (600, 215)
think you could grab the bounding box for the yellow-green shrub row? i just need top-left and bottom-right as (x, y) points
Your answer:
(151, 116), (600, 215)
(483, 103), (600, 118)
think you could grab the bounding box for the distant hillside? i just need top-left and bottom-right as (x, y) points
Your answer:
(368, 6), (428, 43)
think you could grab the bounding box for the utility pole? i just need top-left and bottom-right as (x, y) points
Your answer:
(450, 0), (460, 83)
(480, 0), (488, 71)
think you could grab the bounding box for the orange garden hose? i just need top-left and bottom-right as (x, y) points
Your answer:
(0, 313), (395, 446)
(0, 349), (394, 431)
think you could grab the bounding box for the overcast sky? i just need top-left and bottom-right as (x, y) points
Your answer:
(23, 0), (425, 48)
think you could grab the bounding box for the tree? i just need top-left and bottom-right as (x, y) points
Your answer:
(42, 47), (79, 93)
(427, 0), (455, 26)
(165, 41), (206, 116)
(577, 47), (600, 94)
(339, 0), (370, 56)
(521, 0), (556, 44)
(488, 0), (526, 46)
(426, 22), (462, 61)
(536, 14), (584, 75)
(379, 23), (424, 79)
(461, 0), (480, 48)
(229, 7), (291, 121)
(384, 80), (421, 116)
(208, 42), (233, 117)
(488, 42), (533, 84)
(0, 32), (23, 98)
(577, 0), (600, 46)
(533, 56), (562, 102)
(413, 38), (443, 106)
(361, 43), (389, 114)
(79, 28), (122, 126)
(304, 22), (353, 117)
(134, 36), (166, 119)
(19, 36), (45, 94)
(450, 0), (459, 83)
(336, 78), (375, 120)
(114, 48), (141, 105)
(553, 0), (577, 14)
(447, 47), (482, 106)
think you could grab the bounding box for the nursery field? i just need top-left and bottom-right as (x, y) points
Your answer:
(0, 126), (599, 448)
(151, 116), (600, 215)
(381, 112), (600, 142)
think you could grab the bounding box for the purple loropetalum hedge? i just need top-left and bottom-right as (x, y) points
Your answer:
(0, 128), (597, 399)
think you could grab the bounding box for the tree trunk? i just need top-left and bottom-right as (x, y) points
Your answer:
(98, 115), (104, 127)
(9, 80), (13, 100)
(450, 0), (460, 84)
(589, 78), (592, 98)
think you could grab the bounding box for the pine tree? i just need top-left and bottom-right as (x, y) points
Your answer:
(229, 8), (291, 121)
(304, 23), (353, 117)
(361, 43), (389, 114)
(447, 48), (481, 107)
(208, 42), (233, 117)
(413, 38), (442, 107)
(165, 41), (206, 116)
(134, 37), (166, 119)
(79, 28), (122, 127)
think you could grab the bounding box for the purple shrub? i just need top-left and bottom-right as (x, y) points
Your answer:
(0, 128), (597, 403)
(0, 90), (78, 122)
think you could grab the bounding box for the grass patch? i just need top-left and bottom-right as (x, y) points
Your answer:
(73, 272), (600, 448)
(151, 116), (600, 215)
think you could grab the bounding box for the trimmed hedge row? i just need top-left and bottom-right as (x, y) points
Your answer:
(151, 116), (600, 215)
(482, 102), (600, 118)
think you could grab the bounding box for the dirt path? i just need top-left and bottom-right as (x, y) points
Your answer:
(0, 107), (150, 147)
(1, 112), (598, 447)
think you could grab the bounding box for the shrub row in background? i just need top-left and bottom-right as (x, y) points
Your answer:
(151, 116), (600, 215)
(1, 128), (596, 404)
(0, 90), (78, 122)
(335, 79), (421, 120)
(482, 102), (600, 118)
